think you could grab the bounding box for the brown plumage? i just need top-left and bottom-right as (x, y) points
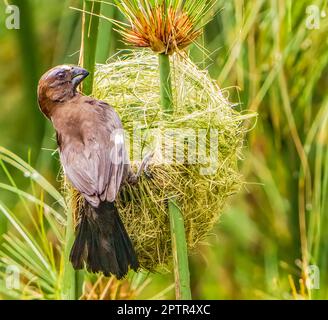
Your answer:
(37, 65), (139, 279)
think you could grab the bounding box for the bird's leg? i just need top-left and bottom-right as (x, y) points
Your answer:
(128, 151), (154, 185)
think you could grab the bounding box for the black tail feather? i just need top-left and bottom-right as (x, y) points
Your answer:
(69, 201), (139, 279)
(69, 212), (89, 269)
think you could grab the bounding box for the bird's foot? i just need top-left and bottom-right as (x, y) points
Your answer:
(138, 151), (154, 179)
(128, 151), (154, 185)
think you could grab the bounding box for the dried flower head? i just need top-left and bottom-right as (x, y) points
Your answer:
(115, 0), (216, 54)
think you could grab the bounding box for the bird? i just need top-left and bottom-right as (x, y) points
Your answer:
(37, 65), (147, 279)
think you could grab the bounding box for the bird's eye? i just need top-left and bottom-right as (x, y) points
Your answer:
(57, 72), (65, 80)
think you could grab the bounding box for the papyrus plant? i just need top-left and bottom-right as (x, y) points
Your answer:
(114, 0), (217, 300)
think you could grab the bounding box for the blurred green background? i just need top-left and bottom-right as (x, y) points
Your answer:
(0, 0), (327, 299)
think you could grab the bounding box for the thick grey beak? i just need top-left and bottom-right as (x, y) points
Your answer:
(71, 66), (89, 91)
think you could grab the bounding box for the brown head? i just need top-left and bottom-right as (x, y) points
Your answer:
(37, 65), (89, 118)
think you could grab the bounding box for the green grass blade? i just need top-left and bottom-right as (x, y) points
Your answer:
(169, 198), (192, 300)
(96, 1), (116, 63)
(81, 0), (102, 94)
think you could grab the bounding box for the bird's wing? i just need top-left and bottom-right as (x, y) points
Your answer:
(58, 100), (128, 207)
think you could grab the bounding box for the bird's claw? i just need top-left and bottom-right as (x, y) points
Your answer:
(142, 152), (154, 179)
(143, 167), (153, 180)
(128, 151), (154, 184)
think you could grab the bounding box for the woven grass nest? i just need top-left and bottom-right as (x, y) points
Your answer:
(70, 50), (252, 272)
